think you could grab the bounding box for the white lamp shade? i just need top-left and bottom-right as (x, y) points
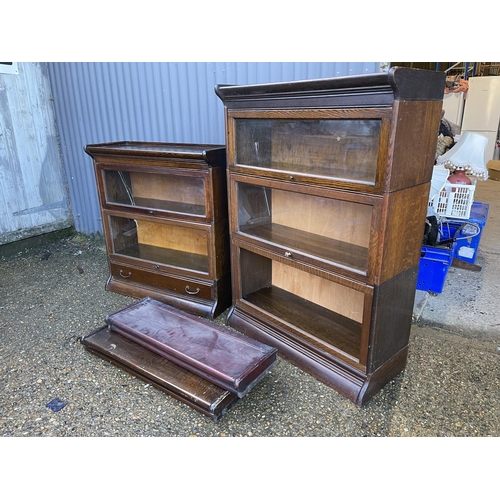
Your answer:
(436, 131), (489, 180)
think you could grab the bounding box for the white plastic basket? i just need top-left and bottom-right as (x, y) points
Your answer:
(428, 178), (476, 219)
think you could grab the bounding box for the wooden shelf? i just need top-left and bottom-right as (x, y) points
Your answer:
(241, 223), (368, 273)
(116, 243), (209, 274)
(244, 285), (362, 360)
(134, 197), (205, 216)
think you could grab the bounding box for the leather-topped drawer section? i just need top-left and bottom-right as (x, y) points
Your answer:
(109, 261), (213, 300)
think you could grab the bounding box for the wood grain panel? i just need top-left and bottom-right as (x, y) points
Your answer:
(379, 183), (431, 283)
(137, 220), (208, 255)
(271, 260), (364, 323)
(271, 188), (371, 247)
(130, 171), (206, 208)
(386, 100), (442, 192)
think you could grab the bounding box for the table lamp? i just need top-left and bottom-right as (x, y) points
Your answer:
(436, 131), (489, 183)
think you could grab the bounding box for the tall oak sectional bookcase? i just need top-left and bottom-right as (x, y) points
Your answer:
(216, 68), (445, 405)
(86, 68), (445, 407)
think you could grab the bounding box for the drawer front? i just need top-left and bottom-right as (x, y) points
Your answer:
(109, 261), (213, 300)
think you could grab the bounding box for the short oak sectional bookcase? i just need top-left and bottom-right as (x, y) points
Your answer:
(216, 67), (445, 405)
(85, 142), (231, 319)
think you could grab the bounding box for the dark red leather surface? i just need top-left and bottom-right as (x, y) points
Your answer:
(105, 298), (277, 396)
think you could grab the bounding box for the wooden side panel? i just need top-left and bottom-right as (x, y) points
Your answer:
(210, 166), (229, 222)
(368, 265), (418, 372)
(386, 100), (442, 192)
(379, 182), (430, 283)
(213, 217), (231, 277)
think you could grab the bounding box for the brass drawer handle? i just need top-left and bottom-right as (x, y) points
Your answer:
(119, 270), (132, 279)
(185, 285), (200, 295)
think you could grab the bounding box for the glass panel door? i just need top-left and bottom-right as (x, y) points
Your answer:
(234, 118), (381, 185)
(107, 215), (209, 274)
(102, 169), (206, 216)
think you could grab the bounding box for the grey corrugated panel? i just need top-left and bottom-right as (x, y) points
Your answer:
(47, 62), (383, 234)
(51, 65), (90, 234)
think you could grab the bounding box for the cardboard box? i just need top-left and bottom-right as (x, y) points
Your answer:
(487, 160), (500, 181)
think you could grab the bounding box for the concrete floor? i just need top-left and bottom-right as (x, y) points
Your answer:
(1, 175), (498, 495)
(0, 179), (498, 447)
(414, 178), (500, 340)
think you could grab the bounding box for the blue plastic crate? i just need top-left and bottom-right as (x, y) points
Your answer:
(438, 202), (489, 264)
(417, 245), (455, 294)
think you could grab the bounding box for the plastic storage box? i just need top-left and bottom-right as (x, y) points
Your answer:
(438, 202), (489, 264)
(428, 178), (476, 219)
(417, 244), (455, 294)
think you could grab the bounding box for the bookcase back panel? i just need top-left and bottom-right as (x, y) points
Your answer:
(271, 261), (364, 323)
(137, 221), (208, 256)
(130, 171), (206, 211)
(271, 189), (371, 248)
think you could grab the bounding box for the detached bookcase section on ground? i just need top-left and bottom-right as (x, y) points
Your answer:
(85, 142), (231, 319)
(216, 67), (445, 405)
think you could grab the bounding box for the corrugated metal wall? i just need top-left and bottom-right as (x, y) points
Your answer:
(47, 62), (384, 235)
(0, 62), (72, 244)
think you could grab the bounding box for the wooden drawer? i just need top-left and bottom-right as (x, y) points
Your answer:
(109, 261), (213, 300)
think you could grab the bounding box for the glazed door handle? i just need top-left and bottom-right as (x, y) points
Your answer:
(119, 270), (132, 278)
(185, 285), (200, 295)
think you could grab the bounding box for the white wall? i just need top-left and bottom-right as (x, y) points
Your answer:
(0, 62), (72, 244)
